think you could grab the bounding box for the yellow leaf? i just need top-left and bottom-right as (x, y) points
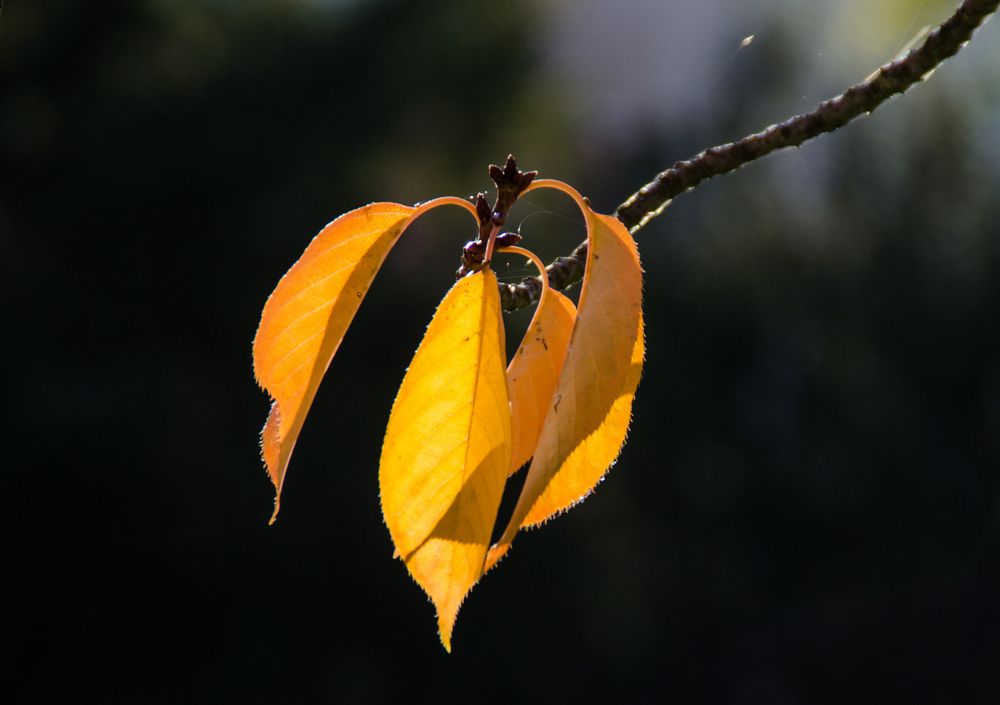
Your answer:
(253, 198), (477, 523)
(502, 247), (577, 475)
(487, 180), (644, 570)
(379, 268), (511, 652)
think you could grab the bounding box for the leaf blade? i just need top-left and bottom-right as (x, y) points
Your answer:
(487, 182), (644, 569)
(506, 274), (576, 475)
(379, 269), (511, 651)
(253, 198), (476, 522)
(522, 312), (644, 526)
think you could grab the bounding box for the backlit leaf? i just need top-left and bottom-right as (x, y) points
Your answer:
(253, 198), (477, 523)
(519, 314), (644, 526)
(379, 268), (511, 652)
(502, 247), (577, 475)
(487, 180), (644, 569)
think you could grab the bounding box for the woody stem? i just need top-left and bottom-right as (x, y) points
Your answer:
(483, 224), (502, 269)
(497, 0), (999, 312)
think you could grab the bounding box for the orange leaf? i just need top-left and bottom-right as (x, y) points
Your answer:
(253, 198), (477, 523)
(502, 247), (577, 475)
(379, 268), (511, 652)
(487, 180), (644, 570)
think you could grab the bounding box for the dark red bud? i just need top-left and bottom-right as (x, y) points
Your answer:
(495, 231), (522, 248)
(475, 193), (491, 223)
(463, 239), (485, 261)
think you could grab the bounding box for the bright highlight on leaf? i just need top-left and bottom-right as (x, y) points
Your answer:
(379, 268), (510, 652)
(251, 156), (645, 651)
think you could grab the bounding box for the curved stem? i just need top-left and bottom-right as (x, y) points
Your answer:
(418, 196), (480, 222)
(483, 224), (502, 269)
(495, 245), (552, 294)
(498, 0), (999, 312)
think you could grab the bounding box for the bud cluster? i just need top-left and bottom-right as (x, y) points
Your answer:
(455, 155), (537, 278)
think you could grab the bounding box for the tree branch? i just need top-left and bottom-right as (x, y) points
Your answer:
(499, 0), (999, 312)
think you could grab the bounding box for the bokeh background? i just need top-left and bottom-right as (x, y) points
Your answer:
(5, 0), (1000, 702)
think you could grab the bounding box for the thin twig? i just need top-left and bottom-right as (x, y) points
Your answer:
(499, 0), (999, 312)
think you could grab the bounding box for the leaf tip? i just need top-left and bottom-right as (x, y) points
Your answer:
(484, 542), (511, 573)
(261, 401), (288, 523)
(437, 611), (456, 653)
(260, 401), (283, 486)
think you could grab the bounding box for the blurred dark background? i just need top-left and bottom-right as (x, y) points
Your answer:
(4, 0), (1000, 702)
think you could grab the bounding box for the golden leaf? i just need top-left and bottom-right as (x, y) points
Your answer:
(379, 268), (511, 651)
(487, 179), (644, 570)
(502, 247), (577, 475)
(253, 198), (477, 523)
